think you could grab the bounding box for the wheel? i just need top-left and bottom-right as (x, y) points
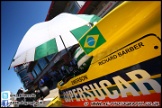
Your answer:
(40, 86), (49, 97)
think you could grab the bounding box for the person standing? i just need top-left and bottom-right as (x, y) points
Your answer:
(39, 78), (45, 87)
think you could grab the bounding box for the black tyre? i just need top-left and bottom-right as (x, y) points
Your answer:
(40, 86), (49, 97)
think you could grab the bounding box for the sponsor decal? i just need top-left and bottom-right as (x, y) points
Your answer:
(98, 42), (144, 66)
(62, 69), (161, 102)
(71, 75), (88, 85)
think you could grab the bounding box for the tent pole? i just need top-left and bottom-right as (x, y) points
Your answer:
(59, 35), (71, 59)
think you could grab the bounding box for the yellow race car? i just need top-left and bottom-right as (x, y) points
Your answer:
(47, 1), (161, 107)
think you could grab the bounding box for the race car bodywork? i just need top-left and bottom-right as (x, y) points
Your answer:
(48, 1), (161, 107)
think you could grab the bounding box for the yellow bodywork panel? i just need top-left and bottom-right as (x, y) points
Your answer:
(46, 96), (62, 107)
(79, 1), (160, 60)
(48, 1), (161, 107)
(58, 1), (161, 90)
